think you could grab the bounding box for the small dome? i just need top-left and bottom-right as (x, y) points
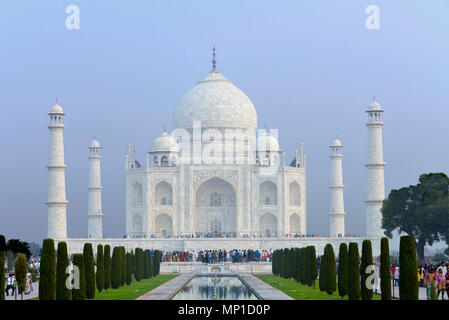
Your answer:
(368, 100), (382, 111)
(90, 138), (100, 148)
(331, 138), (342, 147)
(257, 130), (279, 151)
(152, 132), (179, 153)
(50, 103), (63, 114)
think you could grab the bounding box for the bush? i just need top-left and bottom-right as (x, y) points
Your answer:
(111, 247), (122, 288)
(300, 247), (307, 284)
(39, 238), (56, 300)
(83, 243), (96, 299)
(347, 242), (361, 300)
(360, 240), (373, 300)
(380, 237), (392, 300)
(337, 243), (348, 299)
(56, 241), (71, 300)
(134, 248), (142, 281)
(104, 245), (111, 290)
(308, 246), (318, 288)
(120, 247), (126, 286)
(0, 251), (5, 300)
(324, 244), (336, 295)
(96, 244), (104, 292)
(399, 235), (419, 300)
(15, 253), (27, 296)
(72, 254), (86, 300)
(126, 253), (132, 285)
(319, 252), (327, 292)
(143, 250), (150, 279)
(154, 250), (161, 275)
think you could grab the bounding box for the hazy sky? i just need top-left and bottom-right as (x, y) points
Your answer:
(1, 1), (448, 252)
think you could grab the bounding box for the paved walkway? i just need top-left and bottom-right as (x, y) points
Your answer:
(5, 282), (39, 300)
(239, 274), (293, 300)
(376, 284), (434, 300)
(136, 273), (194, 300)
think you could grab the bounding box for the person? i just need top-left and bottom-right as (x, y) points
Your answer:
(393, 266), (399, 286)
(437, 262), (447, 277)
(435, 268), (446, 300)
(25, 272), (32, 294)
(446, 271), (449, 300)
(5, 273), (15, 296)
(424, 268), (435, 300)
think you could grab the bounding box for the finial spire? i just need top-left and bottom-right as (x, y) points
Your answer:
(163, 124), (166, 132)
(373, 94), (376, 101)
(212, 46), (217, 72)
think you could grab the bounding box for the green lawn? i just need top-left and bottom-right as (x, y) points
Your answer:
(89, 274), (177, 300)
(256, 275), (381, 300)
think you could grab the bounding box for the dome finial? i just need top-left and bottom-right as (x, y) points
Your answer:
(163, 124), (166, 132)
(212, 45), (217, 72)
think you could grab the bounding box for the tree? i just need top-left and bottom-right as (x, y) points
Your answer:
(83, 243), (95, 299)
(111, 247), (121, 288)
(126, 253), (132, 285)
(153, 250), (161, 276)
(143, 250), (150, 279)
(0, 251), (5, 300)
(380, 237), (392, 300)
(0, 235), (6, 252)
(15, 253), (27, 299)
(319, 252), (327, 292)
(6, 239), (31, 259)
(399, 235), (419, 300)
(324, 244), (336, 295)
(308, 246), (318, 288)
(72, 254), (86, 300)
(96, 244), (104, 292)
(134, 248), (142, 281)
(104, 245), (111, 290)
(382, 173), (449, 263)
(148, 250), (153, 278)
(39, 238), (56, 300)
(293, 248), (300, 282)
(360, 240), (373, 300)
(56, 241), (71, 300)
(347, 242), (361, 300)
(337, 243), (348, 299)
(120, 247), (126, 286)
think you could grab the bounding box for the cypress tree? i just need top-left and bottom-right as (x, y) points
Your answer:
(126, 253), (132, 285)
(308, 246), (318, 288)
(131, 250), (136, 276)
(148, 250), (153, 278)
(380, 237), (392, 300)
(360, 240), (373, 300)
(324, 244), (336, 295)
(337, 243), (348, 299)
(120, 247), (126, 286)
(56, 241), (71, 300)
(143, 250), (150, 279)
(96, 244), (104, 293)
(0, 251), (5, 300)
(399, 235), (419, 300)
(154, 250), (161, 275)
(300, 247), (307, 284)
(293, 248), (300, 282)
(134, 248), (142, 281)
(83, 243), (95, 299)
(72, 254), (86, 300)
(283, 248), (288, 278)
(347, 242), (361, 300)
(104, 245), (111, 290)
(15, 253), (27, 298)
(111, 247), (121, 288)
(39, 238), (56, 300)
(319, 252), (327, 292)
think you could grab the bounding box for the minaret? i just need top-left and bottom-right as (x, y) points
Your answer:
(365, 98), (386, 238)
(47, 103), (68, 239)
(87, 138), (103, 238)
(329, 138), (345, 237)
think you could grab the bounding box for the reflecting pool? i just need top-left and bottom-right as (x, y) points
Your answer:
(171, 275), (259, 300)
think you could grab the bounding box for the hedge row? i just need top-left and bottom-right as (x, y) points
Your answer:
(38, 238), (162, 300)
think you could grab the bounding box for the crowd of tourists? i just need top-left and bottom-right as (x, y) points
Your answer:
(160, 249), (272, 263)
(418, 261), (449, 300)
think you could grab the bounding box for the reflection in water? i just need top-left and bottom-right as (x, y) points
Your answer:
(171, 276), (259, 300)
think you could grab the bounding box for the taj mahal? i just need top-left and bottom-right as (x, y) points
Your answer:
(46, 50), (386, 256)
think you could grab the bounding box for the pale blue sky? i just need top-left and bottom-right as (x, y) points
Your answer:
(1, 1), (448, 252)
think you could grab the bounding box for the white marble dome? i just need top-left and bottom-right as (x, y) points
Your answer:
(152, 132), (179, 152)
(368, 100), (382, 111)
(50, 103), (63, 114)
(257, 130), (279, 151)
(173, 71), (258, 131)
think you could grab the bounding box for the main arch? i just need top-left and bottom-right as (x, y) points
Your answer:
(194, 177), (237, 236)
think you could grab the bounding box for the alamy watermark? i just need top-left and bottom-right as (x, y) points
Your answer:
(66, 5), (80, 30)
(365, 5), (380, 30)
